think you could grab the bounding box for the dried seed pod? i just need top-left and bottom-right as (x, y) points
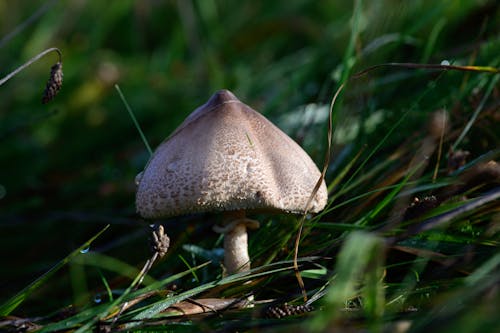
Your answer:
(42, 62), (63, 104)
(150, 224), (170, 258)
(264, 302), (314, 319)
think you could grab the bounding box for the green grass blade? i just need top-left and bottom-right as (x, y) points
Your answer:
(355, 162), (422, 226)
(0, 224), (110, 316)
(96, 268), (113, 302)
(38, 303), (111, 333)
(327, 144), (365, 193)
(339, 0), (363, 83)
(337, 112), (408, 198)
(409, 253), (500, 333)
(452, 74), (500, 150)
(38, 261), (211, 333)
(128, 257), (318, 323)
(309, 231), (385, 332)
(72, 252), (157, 286)
(115, 84), (153, 156)
(177, 254), (200, 283)
(421, 18), (446, 63)
(128, 266), (292, 322)
(464, 251), (500, 287)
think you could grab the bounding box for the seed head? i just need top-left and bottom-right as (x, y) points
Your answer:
(42, 62), (63, 104)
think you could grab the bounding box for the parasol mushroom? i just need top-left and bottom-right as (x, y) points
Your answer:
(136, 89), (327, 274)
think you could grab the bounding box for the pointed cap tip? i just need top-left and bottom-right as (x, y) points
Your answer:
(206, 89), (239, 107)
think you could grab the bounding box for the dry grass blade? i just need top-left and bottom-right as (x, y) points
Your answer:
(351, 62), (500, 78)
(293, 83), (345, 302)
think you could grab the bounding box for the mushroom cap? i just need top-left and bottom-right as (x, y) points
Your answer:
(136, 89), (328, 218)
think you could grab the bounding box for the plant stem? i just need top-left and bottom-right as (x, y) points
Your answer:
(0, 47), (62, 87)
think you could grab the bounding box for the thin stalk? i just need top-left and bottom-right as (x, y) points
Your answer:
(115, 84), (153, 156)
(293, 82), (345, 302)
(453, 74), (499, 150)
(0, 47), (62, 87)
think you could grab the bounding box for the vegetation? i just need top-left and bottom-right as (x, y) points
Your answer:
(1, 1), (498, 332)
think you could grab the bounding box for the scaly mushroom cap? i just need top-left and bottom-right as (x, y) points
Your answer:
(136, 89), (327, 218)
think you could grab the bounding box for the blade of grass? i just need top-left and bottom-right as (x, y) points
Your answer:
(38, 261), (211, 333)
(0, 47), (62, 87)
(409, 253), (500, 333)
(309, 231), (385, 332)
(96, 268), (113, 302)
(122, 257), (320, 327)
(404, 187), (500, 237)
(331, 155), (399, 200)
(293, 81), (344, 302)
(334, 60), (486, 201)
(421, 18), (446, 63)
(354, 161), (425, 227)
(115, 84), (153, 156)
(449, 149), (500, 177)
(452, 74), (499, 150)
(75, 250), (162, 333)
(313, 222), (368, 231)
(302, 145), (367, 240)
(432, 109), (447, 182)
(327, 144), (366, 193)
(128, 263), (298, 323)
(325, 179), (450, 218)
(72, 251), (157, 286)
(352, 63), (500, 79)
(177, 254), (200, 283)
(336, 110), (409, 199)
(339, 0), (363, 84)
(0, 224), (110, 316)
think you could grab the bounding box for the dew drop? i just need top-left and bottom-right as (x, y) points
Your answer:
(80, 247), (90, 254)
(135, 172), (144, 186)
(94, 295), (102, 303)
(440, 60), (450, 66)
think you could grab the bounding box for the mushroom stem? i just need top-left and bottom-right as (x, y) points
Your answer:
(224, 221), (250, 274)
(218, 210), (259, 275)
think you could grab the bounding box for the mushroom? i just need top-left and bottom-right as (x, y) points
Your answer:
(136, 89), (327, 275)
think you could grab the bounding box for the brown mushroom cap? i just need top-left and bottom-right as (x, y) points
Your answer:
(136, 89), (327, 218)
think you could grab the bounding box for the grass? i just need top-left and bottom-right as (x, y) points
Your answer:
(1, 1), (499, 332)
